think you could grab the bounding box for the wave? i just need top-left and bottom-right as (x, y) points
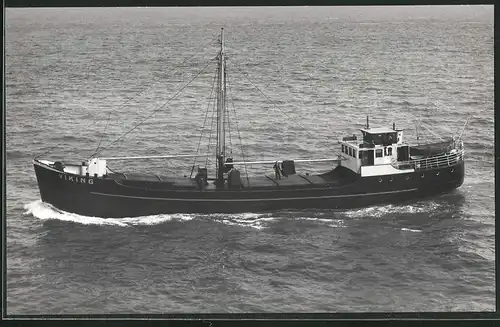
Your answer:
(23, 200), (195, 227)
(464, 141), (492, 151)
(401, 227), (422, 233)
(296, 217), (346, 228)
(214, 213), (276, 230)
(6, 150), (26, 160)
(21, 199), (452, 229)
(463, 176), (494, 186)
(214, 214), (346, 229)
(363, 87), (382, 92)
(383, 100), (414, 106)
(23, 201), (280, 230)
(343, 202), (440, 219)
(461, 101), (482, 106)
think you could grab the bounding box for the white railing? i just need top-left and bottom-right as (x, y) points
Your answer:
(391, 149), (464, 171)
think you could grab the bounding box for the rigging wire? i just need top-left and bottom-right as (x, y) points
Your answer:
(226, 68), (250, 185)
(415, 117), (420, 144)
(36, 35), (219, 160)
(224, 61), (233, 156)
(35, 116), (117, 160)
(94, 111), (113, 155)
(418, 119), (458, 141)
(225, 71), (233, 156)
(190, 67), (218, 177)
(205, 96), (218, 169)
(418, 121), (445, 142)
(226, 100), (233, 156)
(227, 57), (316, 139)
(407, 107), (468, 144)
(456, 114), (471, 142)
(92, 35), (220, 155)
(91, 58), (215, 158)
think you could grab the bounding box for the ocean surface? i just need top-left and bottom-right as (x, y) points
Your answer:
(5, 6), (494, 314)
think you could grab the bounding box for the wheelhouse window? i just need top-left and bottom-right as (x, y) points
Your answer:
(388, 147), (393, 156)
(363, 132), (398, 146)
(342, 144), (345, 153)
(376, 149), (383, 158)
(348, 147), (352, 156)
(358, 151), (362, 159)
(353, 149), (357, 158)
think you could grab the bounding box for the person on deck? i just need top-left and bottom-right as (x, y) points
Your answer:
(273, 161), (281, 180)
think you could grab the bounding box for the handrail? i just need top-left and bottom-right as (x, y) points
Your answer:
(226, 157), (346, 166)
(391, 148), (464, 171)
(100, 154), (212, 161)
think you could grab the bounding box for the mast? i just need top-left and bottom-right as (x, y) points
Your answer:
(216, 28), (226, 186)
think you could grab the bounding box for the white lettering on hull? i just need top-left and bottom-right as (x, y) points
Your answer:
(59, 173), (94, 184)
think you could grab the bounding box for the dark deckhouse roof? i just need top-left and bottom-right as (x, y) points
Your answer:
(360, 127), (398, 134)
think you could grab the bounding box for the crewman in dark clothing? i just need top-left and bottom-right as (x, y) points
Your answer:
(195, 171), (203, 189)
(273, 161), (281, 180)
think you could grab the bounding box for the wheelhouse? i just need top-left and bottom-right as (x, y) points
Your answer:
(339, 124), (413, 177)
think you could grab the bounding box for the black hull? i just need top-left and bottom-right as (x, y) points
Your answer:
(33, 159), (465, 218)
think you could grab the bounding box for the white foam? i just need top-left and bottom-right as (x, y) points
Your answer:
(23, 200), (195, 227)
(218, 219), (265, 230)
(401, 228), (422, 233)
(343, 202), (440, 219)
(215, 213), (275, 230)
(298, 217), (346, 228)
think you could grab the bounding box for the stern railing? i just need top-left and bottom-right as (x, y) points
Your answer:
(391, 143), (464, 171)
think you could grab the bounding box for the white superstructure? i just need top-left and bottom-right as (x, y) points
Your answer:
(338, 123), (414, 177)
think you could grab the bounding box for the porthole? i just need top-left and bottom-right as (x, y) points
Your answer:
(421, 173), (425, 178)
(378, 177), (383, 183)
(450, 168), (454, 173)
(405, 176), (410, 181)
(436, 171), (440, 176)
(389, 177), (393, 182)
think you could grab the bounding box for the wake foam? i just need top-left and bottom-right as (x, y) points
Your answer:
(23, 200), (195, 227)
(297, 217), (346, 228)
(214, 213), (276, 230)
(213, 213), (347, 230)
(213, 215), (347, 230)
(401, 228), (423, 233)
(343, 202), (440, 219)
(24, 200), (432, 230)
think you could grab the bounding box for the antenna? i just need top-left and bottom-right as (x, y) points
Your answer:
(416, 119), (420, 145)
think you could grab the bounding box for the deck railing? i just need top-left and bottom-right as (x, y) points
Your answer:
(391, 148), (464, 171)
